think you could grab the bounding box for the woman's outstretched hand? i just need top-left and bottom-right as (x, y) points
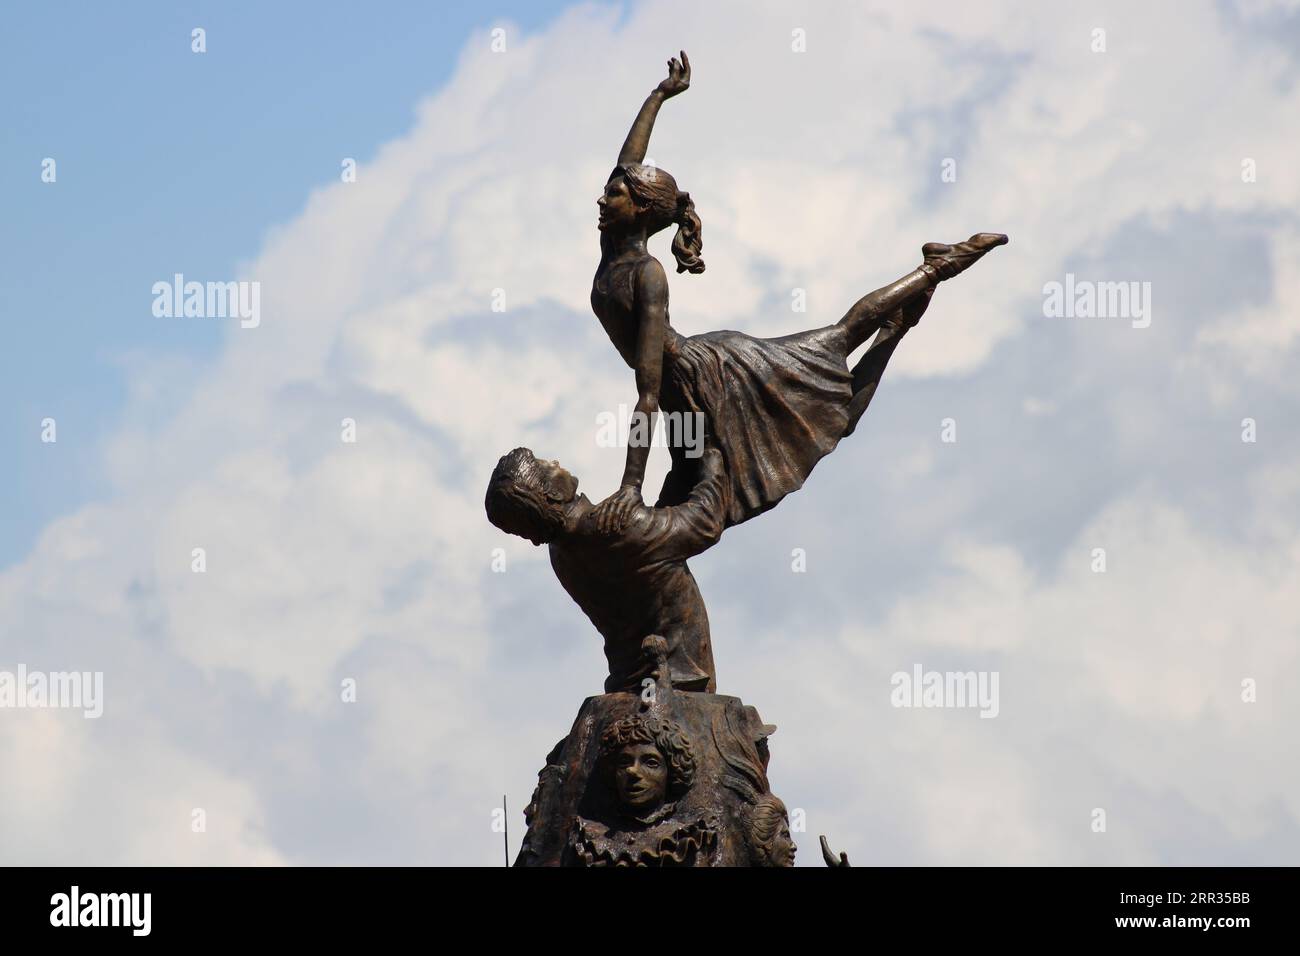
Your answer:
(656, 50), (691, 98)
(593, 484), (644, 534)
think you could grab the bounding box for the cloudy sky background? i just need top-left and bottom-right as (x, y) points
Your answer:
(3, 0), (1299, 865)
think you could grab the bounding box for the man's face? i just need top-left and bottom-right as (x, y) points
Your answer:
(613, 742), (669, 812)
(532, 454), (579, 502)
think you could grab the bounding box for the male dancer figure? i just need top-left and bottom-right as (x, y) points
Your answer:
(485, 306), (922, 692)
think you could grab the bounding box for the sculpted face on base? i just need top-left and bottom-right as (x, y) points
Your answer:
(768, 819), (796, 867)
(749, 794), (797, 867)
(599, 715), (696, 820)
(613, 741), (669, 812)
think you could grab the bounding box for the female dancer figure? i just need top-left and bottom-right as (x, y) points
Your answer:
(591, 52), (1006, 533)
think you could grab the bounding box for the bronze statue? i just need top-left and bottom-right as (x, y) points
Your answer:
(588, 51), (1006, 534)
(488, 52), (1008, 866)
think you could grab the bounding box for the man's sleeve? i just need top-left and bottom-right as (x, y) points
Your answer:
(644, 448), (729, 560)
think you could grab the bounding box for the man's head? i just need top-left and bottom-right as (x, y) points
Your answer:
(485, 448), (580, 546)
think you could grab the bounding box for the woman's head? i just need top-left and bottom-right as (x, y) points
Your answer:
(598, 164), (704, 274)
(748, 793), (797, 867)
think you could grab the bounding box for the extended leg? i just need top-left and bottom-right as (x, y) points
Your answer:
(841, 287), (935, 436)
(835, 268), (935, 354)
(836, 232), (1008, 353)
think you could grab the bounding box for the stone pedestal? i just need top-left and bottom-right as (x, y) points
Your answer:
(515, 638), (796, 867)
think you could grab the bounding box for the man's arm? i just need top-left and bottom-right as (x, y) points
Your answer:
(647, 447), (729, 560)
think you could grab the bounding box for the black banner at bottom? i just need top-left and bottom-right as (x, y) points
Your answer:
(0, 865), (1289, 942)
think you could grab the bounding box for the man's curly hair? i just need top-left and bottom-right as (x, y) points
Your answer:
(600, 715), (696, 800)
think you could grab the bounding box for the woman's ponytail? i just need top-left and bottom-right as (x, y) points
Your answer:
(671, 191), (705, 274)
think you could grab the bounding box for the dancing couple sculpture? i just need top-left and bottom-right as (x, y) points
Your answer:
(485, 52), (1006, 866)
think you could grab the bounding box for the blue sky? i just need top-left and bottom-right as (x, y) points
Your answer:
(1, 1), (569, 565)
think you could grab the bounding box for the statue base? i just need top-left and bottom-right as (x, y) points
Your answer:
(514, 689), (791, 867)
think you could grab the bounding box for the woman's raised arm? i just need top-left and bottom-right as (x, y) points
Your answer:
(617, 51), (690, 167)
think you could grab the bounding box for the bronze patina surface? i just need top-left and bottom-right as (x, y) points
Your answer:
(486, 52), (1007, 866)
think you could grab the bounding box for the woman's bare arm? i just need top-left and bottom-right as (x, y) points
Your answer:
(617, 51), (690, 167)
(621, 260), (667, 489)
(593, 259), (669, 534)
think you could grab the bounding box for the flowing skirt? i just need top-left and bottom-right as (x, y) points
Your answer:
(656, 326), (866, 528)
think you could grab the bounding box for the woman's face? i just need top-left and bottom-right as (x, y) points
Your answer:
(752, 807), (797, 867)
(770, 817), (797, 867)
(597, 177), (639, 232)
